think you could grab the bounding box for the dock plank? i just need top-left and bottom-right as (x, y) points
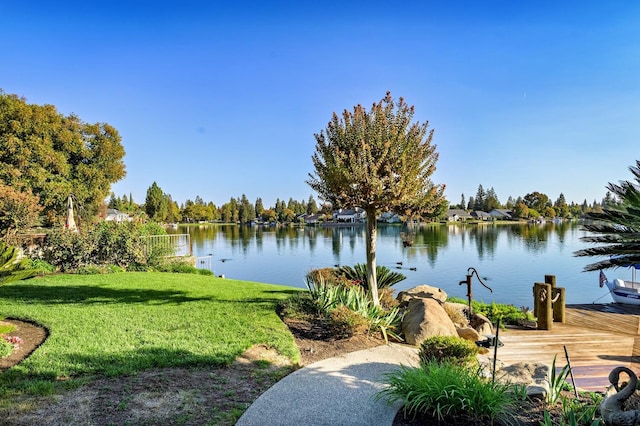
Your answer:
(491, 304), (640, 392)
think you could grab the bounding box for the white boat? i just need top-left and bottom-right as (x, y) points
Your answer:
(600, 267), (640, 305)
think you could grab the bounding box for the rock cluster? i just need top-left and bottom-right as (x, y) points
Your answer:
(397, 285), (550, 399)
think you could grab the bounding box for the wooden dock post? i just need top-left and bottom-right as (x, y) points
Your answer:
(534, 282), (553, 330)
(544, 274), (566, 323)
(552, 287), (566, 323)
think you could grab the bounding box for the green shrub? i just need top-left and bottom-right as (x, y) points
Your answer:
(328, 305), (370, 338)
(38, 222), (175, 272)
(303, 276), (402, 342)
(447, 297), (529, 326)
(76, 265), (103, 275)
(378, 361), (516, 424)
(337, 263), (406, 290)
(27, 259), (56, 275)
(0, 339), (12, 358)
(418, 335), (479, 366)
(277, 292), (315, 321)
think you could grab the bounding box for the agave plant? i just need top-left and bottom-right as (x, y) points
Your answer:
(0, 241), (37, 284)
(337, 263), (406, 290)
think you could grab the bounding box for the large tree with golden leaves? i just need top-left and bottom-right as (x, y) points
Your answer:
(307, 92), (446, 306)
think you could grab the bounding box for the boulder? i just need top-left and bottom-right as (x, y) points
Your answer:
(397, 285), (448, 305)
(470, 312), (494, 336)
(402, 298), (457, 345)
(456, 326), (481, 342)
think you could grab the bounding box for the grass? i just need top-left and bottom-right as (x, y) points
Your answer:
(0, 272), (302, 399)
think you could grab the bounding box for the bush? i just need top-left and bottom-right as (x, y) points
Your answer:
(27, 259), (56, 275)
(418, 336), (479, 366)
(37, 222), (175, 272)
(302, 274), (402, 342)
(0, 338), (12, 359)
(328, 305), (370, 338)
(337, 263), (406, 290)
(378, 361), (516, 424)
(447, 297), (529, 326)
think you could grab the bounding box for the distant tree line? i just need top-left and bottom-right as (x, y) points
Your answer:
(451, 184), (617, 219)
(106, 181), (324, 224)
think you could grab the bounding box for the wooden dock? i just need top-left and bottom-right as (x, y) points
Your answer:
(494, 304), (640, 392)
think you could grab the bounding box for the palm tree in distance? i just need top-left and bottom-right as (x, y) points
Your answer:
(575, 160), (640, 271)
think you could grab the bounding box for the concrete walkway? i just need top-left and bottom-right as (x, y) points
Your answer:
(236, 343), (419, 426)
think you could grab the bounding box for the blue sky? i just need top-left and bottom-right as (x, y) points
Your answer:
(3, 1), (640, 208)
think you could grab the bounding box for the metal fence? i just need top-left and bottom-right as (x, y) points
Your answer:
(141, 234), (191, 257)
(195, 255), (213, 271)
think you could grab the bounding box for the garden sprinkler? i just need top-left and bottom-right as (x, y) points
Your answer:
(459, 267), (493, 320)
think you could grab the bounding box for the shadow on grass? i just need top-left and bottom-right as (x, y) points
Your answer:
(0, 284), (213, 305)
(0, 346), (238, 391)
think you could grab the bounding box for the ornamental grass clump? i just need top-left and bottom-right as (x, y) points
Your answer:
(304, 268), (402, 341)
(378, 361), (517, 424)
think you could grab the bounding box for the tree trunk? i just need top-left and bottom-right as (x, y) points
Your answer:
(365, 207), (380, 307)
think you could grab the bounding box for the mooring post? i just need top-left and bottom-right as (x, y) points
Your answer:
(545, 274), (565, 323)
(534, 282), (553, 330)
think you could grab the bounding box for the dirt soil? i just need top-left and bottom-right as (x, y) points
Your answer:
(0, 317), (581, 426)
(0, 316), (384, 426)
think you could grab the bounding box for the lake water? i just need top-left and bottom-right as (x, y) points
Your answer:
(176, 221), (615, 309)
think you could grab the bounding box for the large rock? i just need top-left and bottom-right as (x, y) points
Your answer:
(477, 359), (550, 400)
(470, 312), (494, 336)
(397, 285), (448, 304)
(456, 326), (481, 342)
(402, 298), (457, 345)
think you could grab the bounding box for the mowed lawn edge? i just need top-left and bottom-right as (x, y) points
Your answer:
(0, 272), (302, 395)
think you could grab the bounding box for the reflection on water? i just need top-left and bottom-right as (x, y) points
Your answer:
(177, 221), (606, 308)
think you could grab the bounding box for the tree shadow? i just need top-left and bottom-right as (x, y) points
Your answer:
(0, 284), (213, 305)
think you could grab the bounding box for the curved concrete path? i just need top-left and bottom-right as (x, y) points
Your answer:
(236, 343), (419, 426)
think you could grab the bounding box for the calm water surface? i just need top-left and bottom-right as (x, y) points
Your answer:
(177, 221), (612, 308)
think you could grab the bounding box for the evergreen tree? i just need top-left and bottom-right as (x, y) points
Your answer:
(145, 182), (168, 222)
(255, 197), (264, 218)
(307, 195), (318, 214)
(473, 185), (486, 211)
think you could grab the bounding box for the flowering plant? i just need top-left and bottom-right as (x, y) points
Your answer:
(4, 335), (24, 347)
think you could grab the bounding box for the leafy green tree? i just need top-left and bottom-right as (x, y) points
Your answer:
(144, 182), (168, 222)
(523, 192), (550, 213)
(575, 160), (640, 271)
(512, 202), (529, 219)
(0, 91), (125, 224)
(308, 92), (445, 306)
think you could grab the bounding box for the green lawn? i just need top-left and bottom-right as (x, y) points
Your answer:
(0, 272), (301, 397)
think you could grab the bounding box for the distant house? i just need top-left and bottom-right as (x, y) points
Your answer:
(333, 208), (366, 223)
(489, 209), (514, 220)
(471, 211), (492, 221)
(105, 209), (132, 223)
(303, 214), (323, 224)
(379, 212), (402, 223)
(446, 209), (472, 222)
